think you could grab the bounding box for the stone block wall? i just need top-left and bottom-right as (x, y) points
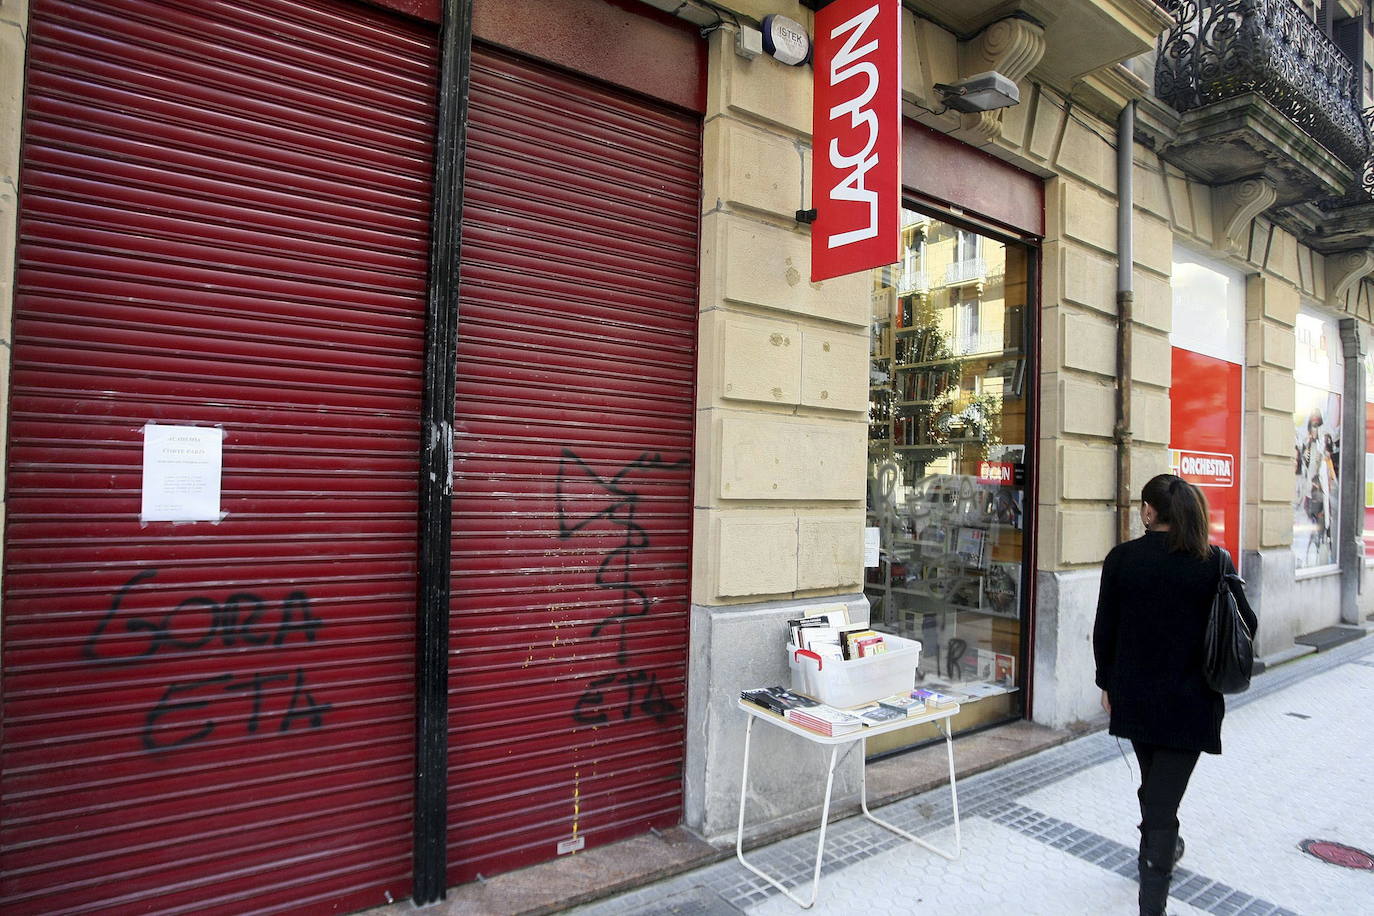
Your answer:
(685, 14), (875, 841)
(691, 23), (869, 610)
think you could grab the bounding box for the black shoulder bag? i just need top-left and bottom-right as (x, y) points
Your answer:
(1204, 547), (1254, 694)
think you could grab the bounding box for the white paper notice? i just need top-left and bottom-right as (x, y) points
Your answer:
(864, 526), (881, 568)
(141, 424), (224, 522)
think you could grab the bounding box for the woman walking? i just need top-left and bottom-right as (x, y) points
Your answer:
(1093, 474), (1256, 915)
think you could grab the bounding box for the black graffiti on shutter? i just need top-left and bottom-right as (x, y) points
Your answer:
(556, 447), (687, 725)
(83, 568), (331, 753)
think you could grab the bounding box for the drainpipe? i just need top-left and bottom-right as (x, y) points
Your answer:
(1338, 319), (1365, 622)
(1115, 101), (1135, 544)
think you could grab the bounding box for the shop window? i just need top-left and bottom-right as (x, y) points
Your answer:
(1168, 245), (1245, 558)
(1293, 307), (1343, 572)
(866, 207), (1031, 745)
(1365, 353), (1374, 560)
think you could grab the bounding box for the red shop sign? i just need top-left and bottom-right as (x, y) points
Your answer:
(1171, 448), (1235, 488)
(811, 0), (901, 282)
(977, 461), (1021, 486)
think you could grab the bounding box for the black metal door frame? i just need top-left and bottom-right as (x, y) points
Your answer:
(414, 0), (472, 904)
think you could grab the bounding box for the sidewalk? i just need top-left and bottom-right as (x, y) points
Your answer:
(567, 634), (1374, 916)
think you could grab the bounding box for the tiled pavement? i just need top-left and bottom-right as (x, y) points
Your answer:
(569, 634), (1374, 916)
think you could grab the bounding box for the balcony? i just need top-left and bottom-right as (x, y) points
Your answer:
(945, 258), (987, 286)
(913, 1), (1172, 88)
(896, 270), (929, 297)
(1154, 0), (1369, 209)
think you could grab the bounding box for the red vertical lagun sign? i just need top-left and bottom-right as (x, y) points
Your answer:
(811, 0), (901, 282)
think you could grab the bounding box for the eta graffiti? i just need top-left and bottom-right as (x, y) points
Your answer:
(84, 568), (331, 753)
(556, 447), (686, 726)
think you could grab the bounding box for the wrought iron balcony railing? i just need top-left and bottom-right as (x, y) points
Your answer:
(1362, 106), (1374, 200)
(1155, 0), (1369, 172)
(896, 269), (929, 296)
(945, 258), (986, 286)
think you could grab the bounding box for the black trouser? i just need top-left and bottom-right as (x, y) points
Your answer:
(1131, 740), (1200, 832)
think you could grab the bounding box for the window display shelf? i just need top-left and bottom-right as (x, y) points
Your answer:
(894, 444), (956, 451)
(894, 348), (1022, 372)
(881, 587), (1019, 621)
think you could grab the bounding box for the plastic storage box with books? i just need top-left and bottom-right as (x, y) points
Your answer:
(787, 635), (923, 708)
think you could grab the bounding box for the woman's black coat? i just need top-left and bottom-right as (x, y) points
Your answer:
(1092, 531), (1256, 754)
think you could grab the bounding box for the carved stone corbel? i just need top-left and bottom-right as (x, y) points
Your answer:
(954, 16), (1045, 145)
(1211, 177), (1277, 256)
(1325, 248), (1374, 312)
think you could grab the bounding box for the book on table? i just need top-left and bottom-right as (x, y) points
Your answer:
(740, 685), (820, 716)
(911, 688), (959, 709)
(850, 703), (908, 726)
(784, 704), (863, 736)
(876, 693), (927, 716)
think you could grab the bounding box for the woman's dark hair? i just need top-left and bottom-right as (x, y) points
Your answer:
(1141, 473), (1210, 559)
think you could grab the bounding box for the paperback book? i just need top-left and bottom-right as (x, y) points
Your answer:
(876, 693), (927, 716)
(784, 704), (863, 736)
(851, 703), (908, 726)
(841, 629), (887, 659)
(911, 688), (960, 710)
(740, 686), (821, 716)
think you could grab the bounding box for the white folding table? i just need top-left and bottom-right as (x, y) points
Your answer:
(734, 698), (962, 909)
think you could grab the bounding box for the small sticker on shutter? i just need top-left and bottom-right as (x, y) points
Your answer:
(557, 836), (585, 855)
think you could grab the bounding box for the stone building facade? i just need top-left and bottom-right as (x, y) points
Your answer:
(0, 0), (1371, 910)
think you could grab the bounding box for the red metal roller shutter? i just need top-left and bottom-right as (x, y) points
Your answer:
(450, 44), (701, 881)
(1, 1), (437, 913)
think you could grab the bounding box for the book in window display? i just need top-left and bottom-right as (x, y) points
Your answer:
(954, 526), (988, 569)
(985, 562), (1020, 617)
(990, 487), (1024, 529)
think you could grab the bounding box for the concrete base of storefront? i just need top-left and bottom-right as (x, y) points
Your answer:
(1031, 567), (1104, 730)
(356, 719), (1075, 916)
(682, 594), (873, 844)
(1255, 642), (1315, 673)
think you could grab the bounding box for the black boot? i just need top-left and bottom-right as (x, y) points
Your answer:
(1136, 828), (1185, 869)
(1138, 828), (1178, 916)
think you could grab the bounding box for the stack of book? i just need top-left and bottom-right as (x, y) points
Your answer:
(850, 703), (908, 726)
(783, 704), (863, 736)
(911, 688), (960, 710)
(788, 606), (888, 661)
(874, 693), (927, 717)
(740, 685), (819, 716)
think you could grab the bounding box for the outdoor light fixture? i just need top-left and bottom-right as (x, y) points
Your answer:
(932, 71), (1021, 113)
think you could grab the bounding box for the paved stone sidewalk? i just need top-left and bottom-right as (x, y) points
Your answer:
(570, 635), (1374, 916)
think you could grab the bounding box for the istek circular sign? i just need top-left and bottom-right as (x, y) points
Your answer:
(762, 14), (810, 66)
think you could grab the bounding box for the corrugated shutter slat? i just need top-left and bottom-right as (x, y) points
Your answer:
(1, 1), (437, 913)
(448, 44), (700, 882)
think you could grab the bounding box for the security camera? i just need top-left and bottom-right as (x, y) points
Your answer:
(932, 71), (1021, 113)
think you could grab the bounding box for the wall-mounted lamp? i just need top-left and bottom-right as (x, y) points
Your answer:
(932, 71), (1021, 113)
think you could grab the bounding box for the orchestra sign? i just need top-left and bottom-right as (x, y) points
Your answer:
(1170, 449), (1235, 488)
(810, 0), (901, 282)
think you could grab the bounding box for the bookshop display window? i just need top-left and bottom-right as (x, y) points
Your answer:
(865, 208), (1032, 740)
